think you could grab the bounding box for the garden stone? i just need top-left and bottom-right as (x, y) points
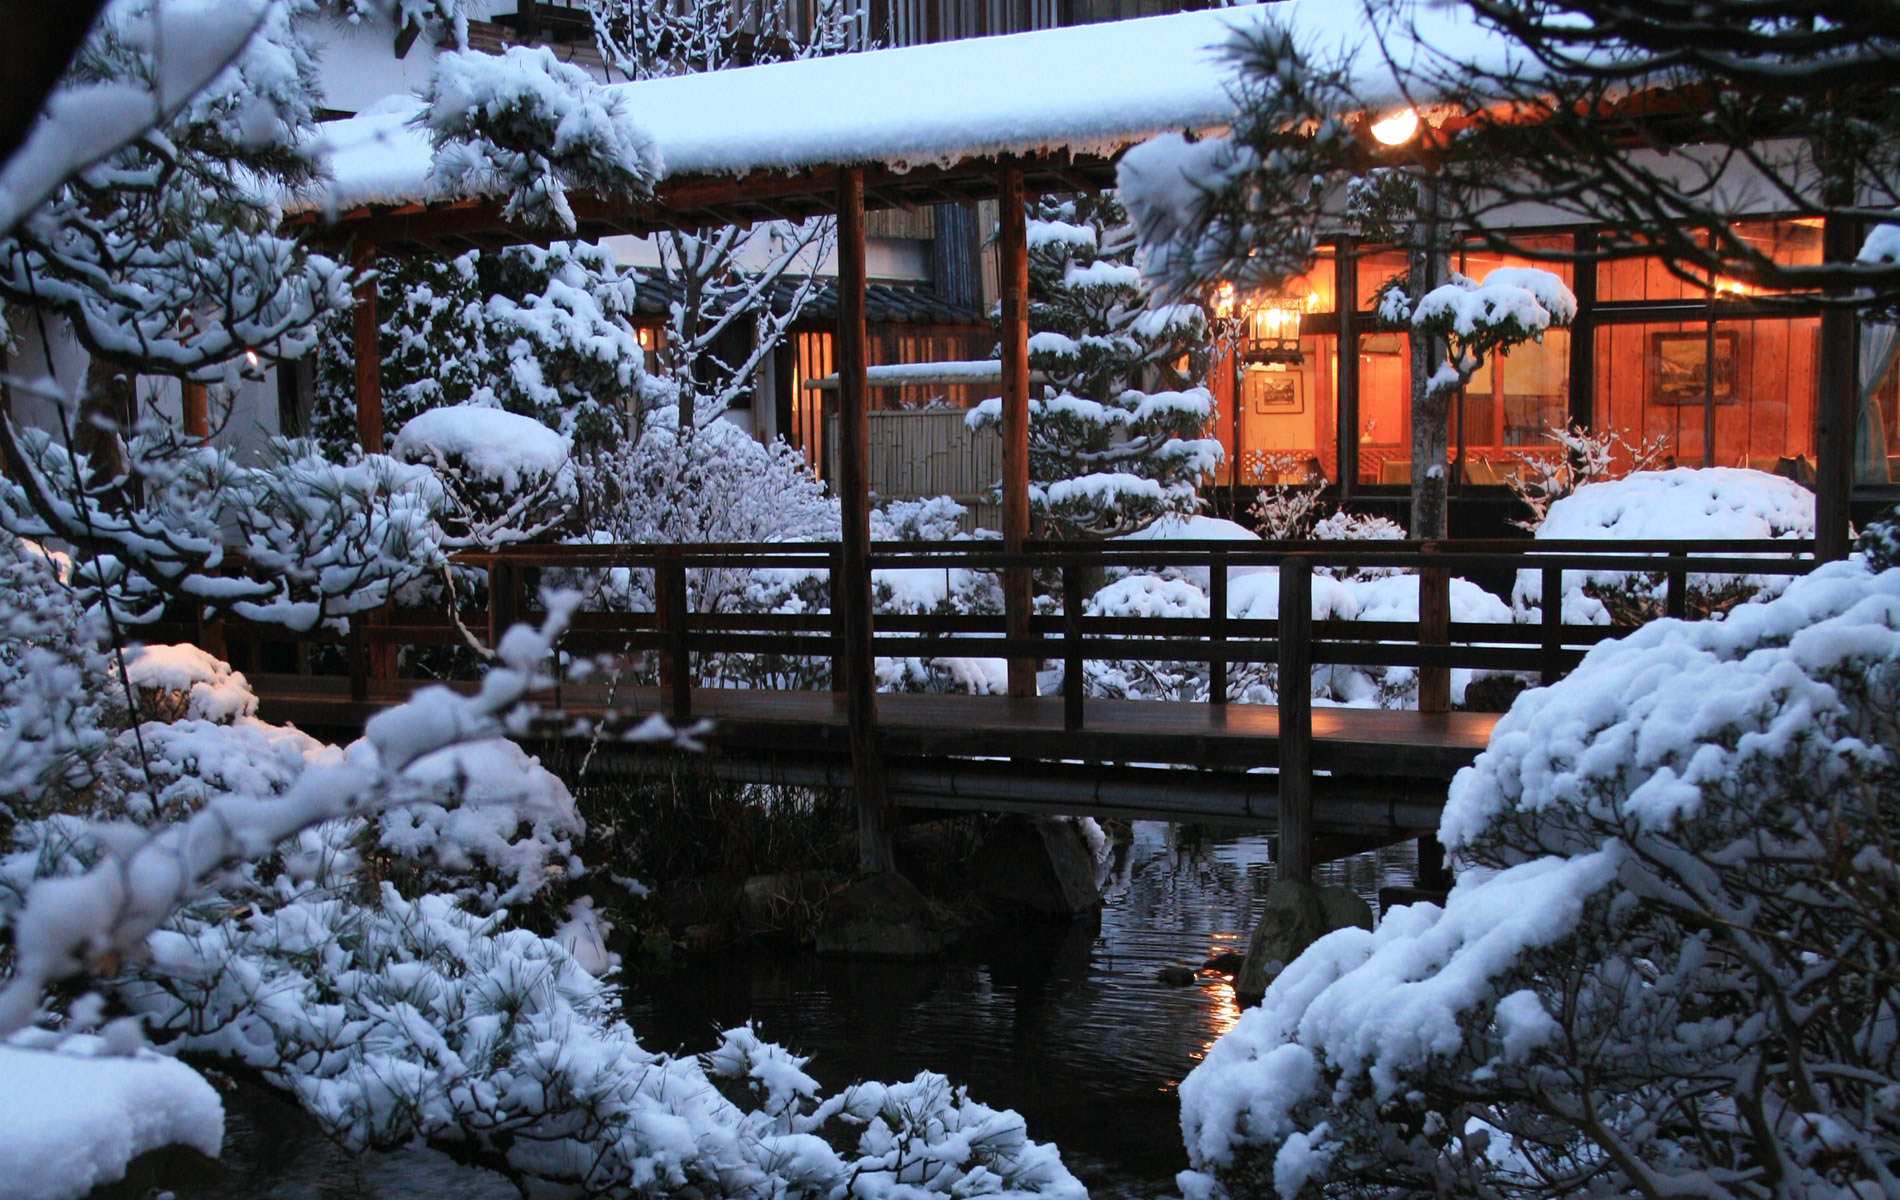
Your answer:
(1234, 879), (1329, 1007)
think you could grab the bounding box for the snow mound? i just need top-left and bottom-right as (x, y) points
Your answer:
(393, 406), (571, 491)
(1514, 467), (1814, 623)
(0, 1036), (223, 1200)
(124, 643), (257, 723)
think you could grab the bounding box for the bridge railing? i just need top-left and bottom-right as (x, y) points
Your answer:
(418, 537), (1820, 725)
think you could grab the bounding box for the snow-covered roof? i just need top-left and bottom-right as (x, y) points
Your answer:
(298, 0), (1512, 221)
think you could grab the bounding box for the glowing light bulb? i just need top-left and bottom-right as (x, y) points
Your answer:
(1370, 108), (1420, 146)
(244, 349), (260, 368)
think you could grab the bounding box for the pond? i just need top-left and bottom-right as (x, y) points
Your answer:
(166, 824), (1418, 1199)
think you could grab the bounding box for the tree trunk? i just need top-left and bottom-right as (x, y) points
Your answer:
(79, 355), (133, 488)
(1408, 178), (1450, 540)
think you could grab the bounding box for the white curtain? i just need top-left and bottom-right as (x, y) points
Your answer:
(1858, 320), (1900, 484)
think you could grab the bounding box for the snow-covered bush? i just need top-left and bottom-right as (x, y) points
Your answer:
(313, 241), (646, 457)
(1503, 421), (1672, 531)
(1178, 557), (1900, 1200)
(0, 585), (1084, 1199)
(393, 404), (576, 541)
(1860, 504), (1900, 572)
(1512, 467), (1815, 625)
(0, 420), (451, 631)
(968, 193), (1220, 537)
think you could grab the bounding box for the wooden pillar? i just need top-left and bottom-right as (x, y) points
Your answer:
(999, 164), (1034, 697)
(1816, 211), (1859, 561)
(350, 242), (385, 455)
(1277, 556), (1314, 883)
(1334, 238), (1358, 500)
(182, 381), (208, 440)
(837, 167), (894, 875)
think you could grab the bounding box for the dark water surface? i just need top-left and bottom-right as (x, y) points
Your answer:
(625, 825), (1418, 1198)
(170, 825), (1415, 1199)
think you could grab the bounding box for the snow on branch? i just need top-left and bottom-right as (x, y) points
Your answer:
(423, 46), (662, 234)
(0, 594), (583, 1037)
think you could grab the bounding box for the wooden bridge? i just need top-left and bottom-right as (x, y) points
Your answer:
(214, 538), (1815, 878)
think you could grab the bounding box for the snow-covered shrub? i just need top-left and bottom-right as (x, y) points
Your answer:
(121, 644), (256, 725)
(871, 495), (973, 543)
(1178, 557), (1900, 1200)
(313, 242), (646, 458)
(1503, 421), (1672, 531)
(968, 193), (1220, 537)
(1860, 504), (1900, 571)
(1246, 455), (1327, 540)
(0, 423), (451, 631)
(393, 404), (576, 541)
(0, 540), (121, 830)
(1512, 467), (1815, 625)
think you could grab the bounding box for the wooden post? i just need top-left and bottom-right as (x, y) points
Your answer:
(347, 613), (368, 703)
(182, 381), (208, 440)
(350, 242), (385, 454)
(998, 164), (1034, 698)
(1540, 563), (1563, 685)
(1665, 550), (1687, 619)
(487, 556), (518, 651)
(1062, 562), (1084, 731)
(1208, 546), (1229, 704)
(1334, 238), (1358, 500)
(1816, 208), (1859, 561)
(656, 550), (692, 720)
(836, 168), (894, 875)
(1416, 834), (1452, 892)
(1277, 555), (1313, 883)
(1418, 553), (1451, 714)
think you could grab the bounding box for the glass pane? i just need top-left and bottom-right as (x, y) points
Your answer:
(1223, 334), (1338, 486)
(1356, 330), (1411, 484)
(1592, 317), (1818, 471)
(1461, 329), (1570, 480)
(1354, 249), (1411, 311)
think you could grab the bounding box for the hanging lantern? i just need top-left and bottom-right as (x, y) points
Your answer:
(1243, 292), (1307, 364)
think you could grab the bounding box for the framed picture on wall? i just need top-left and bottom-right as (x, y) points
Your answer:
(1245, 368), (1304, 414)
(1651, 330), (1740, 405)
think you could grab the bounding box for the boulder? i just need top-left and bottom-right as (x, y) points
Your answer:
(1156, 965), (1198, 987)
(1234, 882), (1380, 1005)
(814, 872), (944, 959)
(1317, 884), (1375, 934)
(968, 816), (1101, 917)
(1233, 879), (1329, 1007)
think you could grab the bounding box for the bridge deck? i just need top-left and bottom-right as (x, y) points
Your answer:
(251, 674), (1498, 779)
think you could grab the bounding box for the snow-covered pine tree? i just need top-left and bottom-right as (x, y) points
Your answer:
(971, 193), (1220, 538)
(312, 240), (646, 456)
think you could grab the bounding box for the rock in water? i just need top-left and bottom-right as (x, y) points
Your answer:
(1156, 965), (1199, 986)
(1233, 879), (1329, 1007)
(968, 816), (1102, 916)
(814, 872), (945, 959)
(1317, 884), (1375, 934)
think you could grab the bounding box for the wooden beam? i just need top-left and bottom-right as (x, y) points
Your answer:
(349, 242), (384, 454)
(181, 380), (209, 440)
(999, 164), (1035, 698)
(836, 167), (895, 876)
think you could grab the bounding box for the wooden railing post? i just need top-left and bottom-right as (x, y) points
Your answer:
(1665, 549), (1687, 619)
(1418, 548), (1451, 714)
(1062, 562), (1084, 731)
(830, 546), (848, 693)
(1541, 563), (1564, 685)
(347, 612), (368, 703)
(488, 555), (518, 652)
(655, 549), (691, 720)
(1278, 555), (1314, 883)
(1208, 546), (1229, 705)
